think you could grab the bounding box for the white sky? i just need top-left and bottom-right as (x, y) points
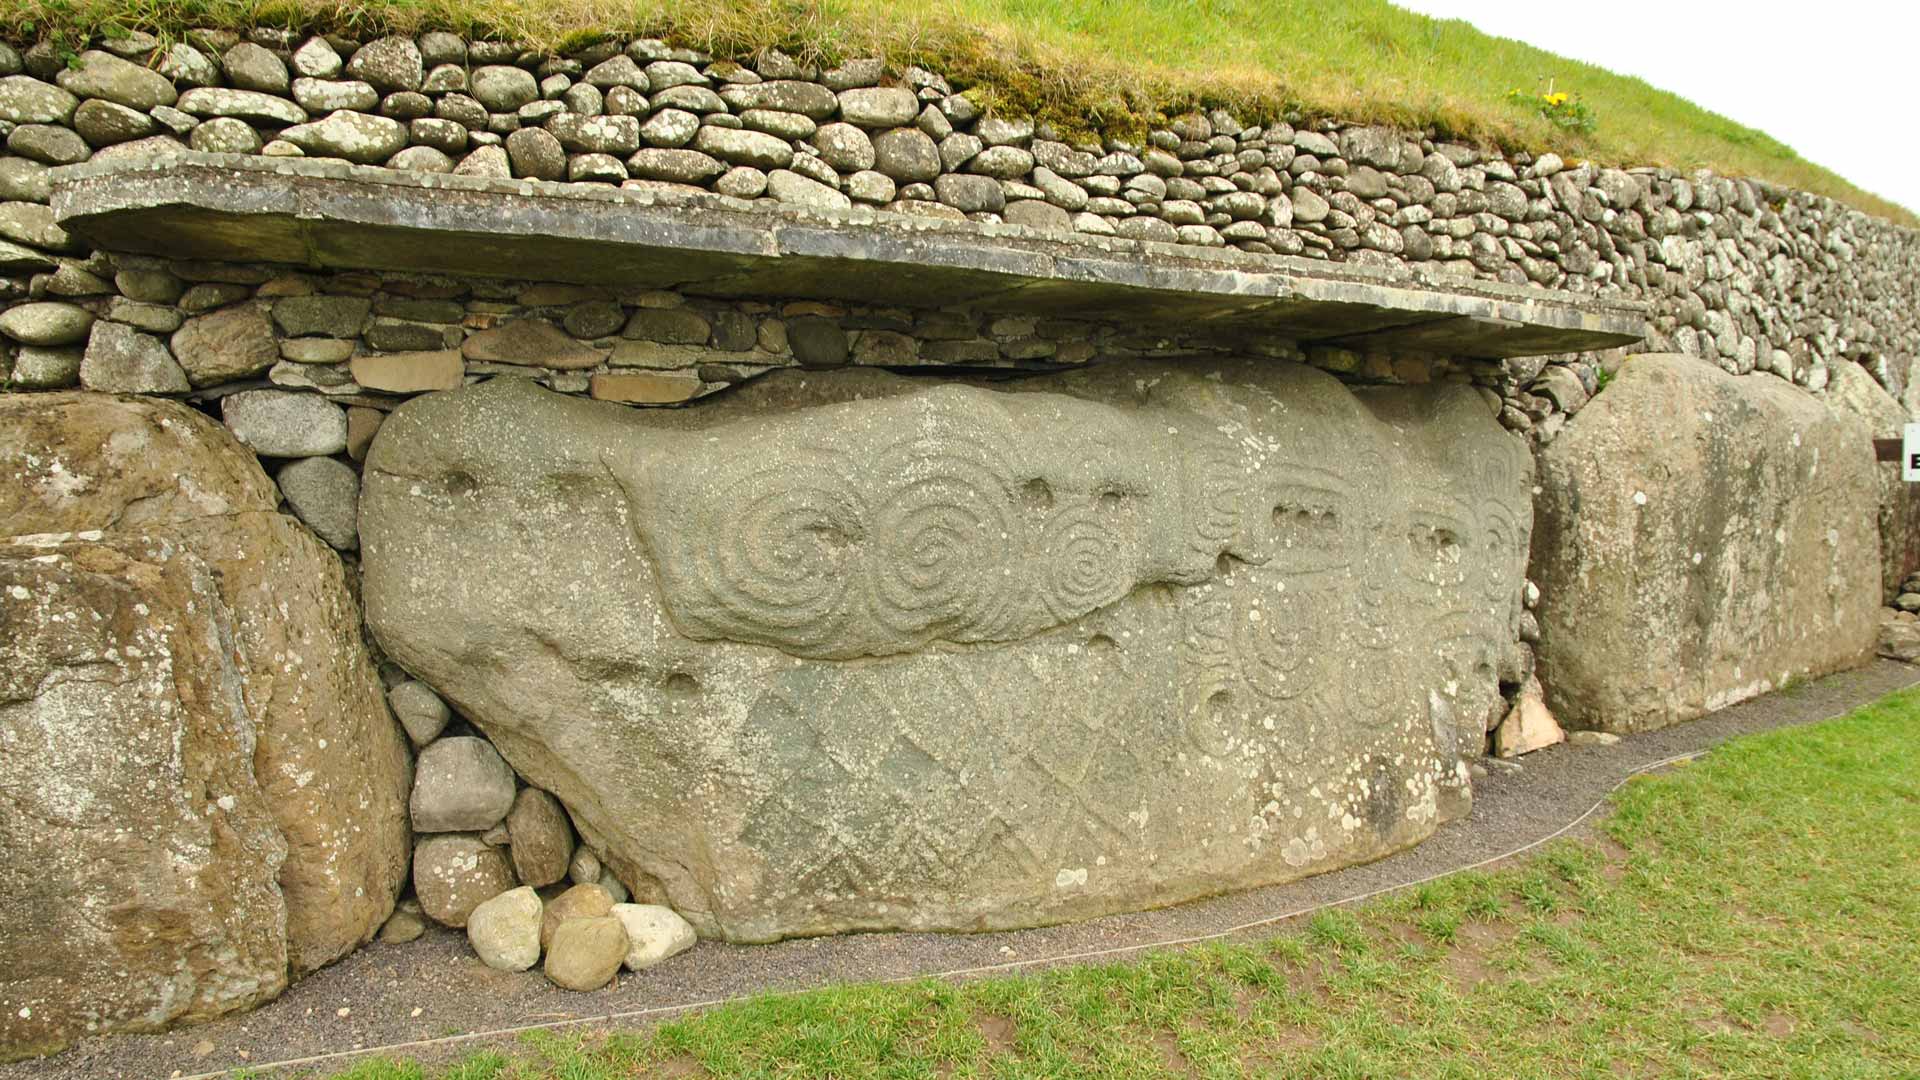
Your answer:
(1392, 0), (1920, 215)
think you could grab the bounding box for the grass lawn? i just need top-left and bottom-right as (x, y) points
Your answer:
(286, 686), (1920, 1079)
(1, 0), (1913, 225)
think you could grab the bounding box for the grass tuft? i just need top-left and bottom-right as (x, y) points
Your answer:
(0, 0), (1914, 224)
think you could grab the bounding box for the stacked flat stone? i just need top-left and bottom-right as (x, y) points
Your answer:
(1, 30), (1916, 450)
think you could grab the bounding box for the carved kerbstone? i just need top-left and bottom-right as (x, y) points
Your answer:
(361, 360), (1532, 942)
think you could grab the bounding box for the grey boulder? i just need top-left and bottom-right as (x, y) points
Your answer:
(410, 736), (517, 833)
(1532, 355), (1879, 732)
(361, 360), (1531, 943)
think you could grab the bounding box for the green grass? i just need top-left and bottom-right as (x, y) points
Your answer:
(298, 685), (1920, 1079)
(2, 0), (1915, 226)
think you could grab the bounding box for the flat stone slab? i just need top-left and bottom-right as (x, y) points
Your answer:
(50, 153), (1645, 359)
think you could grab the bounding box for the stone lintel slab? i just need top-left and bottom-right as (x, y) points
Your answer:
(51, 153), (1647, 359)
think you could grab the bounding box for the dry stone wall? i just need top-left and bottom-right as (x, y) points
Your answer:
(2, 29), (1917, 442)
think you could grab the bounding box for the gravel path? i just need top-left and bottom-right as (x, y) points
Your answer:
(13, 659), (1916, 1080)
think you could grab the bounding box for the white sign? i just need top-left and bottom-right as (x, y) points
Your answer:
(1906, 423), (1920, 482)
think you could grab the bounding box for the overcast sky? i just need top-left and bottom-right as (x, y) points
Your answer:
(1393, 1), (1920, 215)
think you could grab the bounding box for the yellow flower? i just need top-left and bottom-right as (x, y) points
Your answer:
(1545, 92), (1569, 106)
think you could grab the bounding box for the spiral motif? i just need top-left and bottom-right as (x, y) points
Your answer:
(1479, 504), (1520, 603)
(1039, 505), (1129, 622)
(1182, 440), (1247, 554)
(1237, 598), (1314, 701)
(690, 458), (865, 649)
(866, 435), (1019, 640)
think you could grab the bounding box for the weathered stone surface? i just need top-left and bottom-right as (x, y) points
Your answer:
(350, 349), (465, 392)
(221, 389), (349, 457)
(222, 42), (291, 94)
(692, 125), (794, 170)
(1825, 359), (1920, 601)
(544, 914), (628, 991)
(172, 302), (279, 386)
(541, 883), (615, 951)
(388, 679), (451, 745)
(1492, 678), (1563, 757)
(413, 834), (515, 927)
(810, 122), (874, 172)
(190, 115), (264, 154)
(1878, 610), (1920, 662)
(276, 455), (361, 550)
(767, 168), (851, 210)
(291, 76), (378, 114)
(292, 37), (343, 79)
(720, 80), (837, 119)
(610, 904), (696, 970)
(362, 360), (1532, 942)
(73, 98), (158, 146)
(463, 318), (606, 369)
(80, 319), (189, 393)
(469, 65), (539, 112)
(547, 113), (641, 156)
(274, 294), (371, 337)
(934, 173), (1004, 214)
(344, 36), (423, 94)
(506, 787), (575, 887)
(0, 301), (92, 346)
(506, 126), (566, 181)
(0, 158), (51, 202)
(7, 123), (90, 165)
(467, 886), (543, 971)
(589, 371), (702, 404)
(837, 87), (919, 129)
(0, 75), (78, 124)
(177, 87), (309, 126)
(10, 345), (82, 389)
(0, 536), (289, 1060)
(871, 127), (940, 182)
(1532, 355), (1879, 732)
(411, 735), (518, 833)
(0, 395), (411, 1055)
(281, 109), (407, 164)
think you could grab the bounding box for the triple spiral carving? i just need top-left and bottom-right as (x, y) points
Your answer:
(655, 432), (1149, 653)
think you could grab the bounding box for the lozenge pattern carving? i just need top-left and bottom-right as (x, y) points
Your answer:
(364, 362), (1534, 941)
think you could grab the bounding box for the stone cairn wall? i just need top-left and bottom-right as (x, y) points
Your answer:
(1, 25), (1916, 1000)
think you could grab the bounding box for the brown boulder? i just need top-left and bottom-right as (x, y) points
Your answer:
(0, 536), (289, 1059)
(0, 393), (412, 1057)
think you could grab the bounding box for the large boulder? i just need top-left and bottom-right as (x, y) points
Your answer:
(0, 536), (289, 1060)
(362, 360), (1533, 943)
(1825, 359), (1920, 602)
(1532, 355), (1879, 732)
(0, 393), (411, 1059)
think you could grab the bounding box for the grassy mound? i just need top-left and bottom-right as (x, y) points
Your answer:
(4, 0), (1912, 224)
(8, 0), (1916, 226)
